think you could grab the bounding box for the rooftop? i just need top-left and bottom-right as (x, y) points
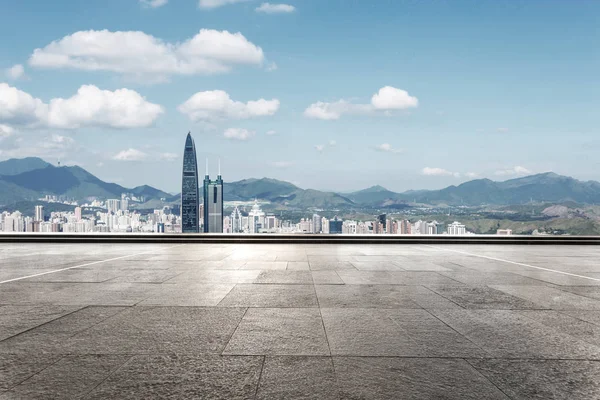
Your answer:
(1, 241), (600, 399)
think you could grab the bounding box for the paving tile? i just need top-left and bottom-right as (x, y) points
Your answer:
(315, 285), (421, 308)
(218, 284), (318, 308)
(511, 270), (600, 286)
(491, 285), (600, 310)
(137, 283), (235, 306)
(432, 309), (600, 359)
(63, 306), (247, 354)
(224, 308), (329, 356)
(164, 270), (261, 284)
(349, 261), (404, 271)
(337, 271), (461, 285)
(256, 356), (339, 400)
(334, 357), (508, 400)
(0, 354), (62, 391)
(439, 271), (551, 286)
(2, 354), (130, 399)
(427, 285), (542, 309)
(518, 310), (600, 347)
(309, 262), (356, 271)
(321, 308), (486, 357)
(253, 271), (313, 284)
(0, 305), (82, 341)
(240, 261), (288, 270)
(286, 262), (310, 271)
(559, 286), (600, 301)
(0, 306), (128, 355)
(311, 271), (344, 285)
(469, 359), (600, 400)
(40, 283), (160, 306)
(86, 355), (263, 400)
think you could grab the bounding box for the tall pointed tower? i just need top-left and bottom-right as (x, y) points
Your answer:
(181, 132), (199, 233)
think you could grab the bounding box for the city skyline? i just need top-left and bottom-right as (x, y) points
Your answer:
(1, 1), (598, 193)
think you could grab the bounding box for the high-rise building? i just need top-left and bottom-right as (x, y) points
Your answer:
(377, 214), (387, 233)
(447, 221), (466, 235)
(231, 207), (243, 233)
(34, 205), (44, 222)
(203, 160), (223, 233)
(312, 214), (322, 233)
(74, 207), (82, 221)
(329, 216), (343, 234)
(106, 199), (120, 214)
(181, 132), (200, 233)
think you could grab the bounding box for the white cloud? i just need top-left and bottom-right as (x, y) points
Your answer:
(0, 83), (163, 129)
(465, 172), (479, 179)
(266, 130), (277, 135)
(371, 86), (419, 110)
(113, 148), (148, 161)
(96, 162), (104, 167)
(422, 167), (460, 178)
(139, 0), (168, 7)
(0, 124), (15, 138)
(314, 144), (325, 152)
(328, 140), (337, 146)
(304, 86), (418, 120)
(374, 143), (402, 154)
(494, 166), (532, 176)
(266, 62), (278, 71)
(256, 3), (296, 13)
(496, 127), (509, 133)
(0, 132), (78, 159)
(159, 152), (178, 161)
(29, 29), (264, 81)
(5, 64), (25, 80)
(271, 161), (293, 168)
(224, 128), (255, 140)
(199, 0), (249, 9)
(179, 90), (279, 122)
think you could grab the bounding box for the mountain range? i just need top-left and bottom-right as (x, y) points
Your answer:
(1, 157), (600, 208)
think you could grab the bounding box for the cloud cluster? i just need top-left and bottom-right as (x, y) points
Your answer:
(223, 128), (255, 141)
(495, 166), (532, 176)
(5, 64), (25, 80)
(304, 86), (418, 120)
(256, 3), (296, 13)
(139, 0), (168, 8)
(0, 132), (78, 160)
(112, 148), (148, 161)
(374, 143), (401, 154)
(0, 83), (163, 129)
(179, 90), (279, 122)
(199, 0), (248, 9)
(271, 161), (293, 168)
(422, 167), (460, 178)
(29, 29), (265, 80)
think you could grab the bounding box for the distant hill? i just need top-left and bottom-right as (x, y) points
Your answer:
(391, 172), (600, 206)
(2, 157), (600, 209)
(0, 159), (172, 206)
(346, 185), (405, 207)
(0, 157), (51, 176)
(225, 178), (354, 209)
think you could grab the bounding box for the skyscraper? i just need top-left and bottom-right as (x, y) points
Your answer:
(203, 160), (223, 233)
(34, 205), (44, 222)
(181, 132), (200, 233)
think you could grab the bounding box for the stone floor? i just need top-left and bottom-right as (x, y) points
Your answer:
(1, 243), (600, 399)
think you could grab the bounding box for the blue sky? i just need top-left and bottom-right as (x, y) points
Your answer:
(0, 0), (598, 194)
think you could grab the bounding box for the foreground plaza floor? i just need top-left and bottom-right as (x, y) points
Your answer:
(1, 243), (600, 399)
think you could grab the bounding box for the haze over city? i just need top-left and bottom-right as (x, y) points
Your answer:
(1, 0), (598, 194)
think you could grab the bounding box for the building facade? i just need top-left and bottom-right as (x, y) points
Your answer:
(203, 161), (224, 233)
(181, 132), (200, 233)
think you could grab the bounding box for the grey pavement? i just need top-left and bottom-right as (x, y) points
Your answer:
(1, 243), (600, 399)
